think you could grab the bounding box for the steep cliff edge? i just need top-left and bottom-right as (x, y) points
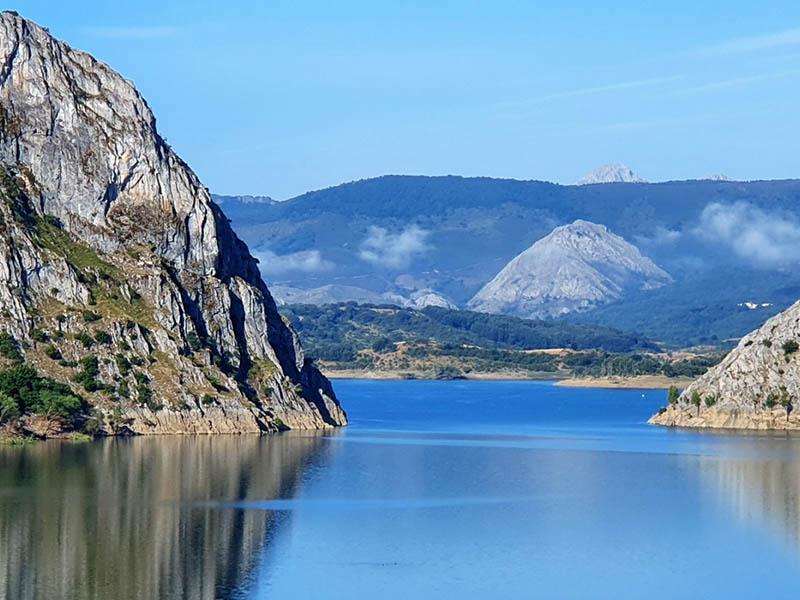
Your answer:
(0, 12), (345, 436)
(650, 300), (800, 430)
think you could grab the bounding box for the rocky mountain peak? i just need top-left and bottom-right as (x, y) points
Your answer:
(548, 220), (611, 245)
(468, 220), (672, 319)
(0, 12), (345, 436)
(576, 164), (645, 185)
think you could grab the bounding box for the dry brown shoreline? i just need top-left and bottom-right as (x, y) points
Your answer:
(555, 375), (694, 389)
(323, 370), (694, 389)
(323, 369), (542, 381)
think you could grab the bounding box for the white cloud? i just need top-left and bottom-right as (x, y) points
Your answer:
(255, 249), (334, 276)
(499, 76), (681, 109)
(696, 28), (800, 56)
(83, 26), (182, 39)
(636, 226), (682, 247)
(673, 68), (800, 96)
(359, 225), (431, 269)
(696, 202), (800, 266)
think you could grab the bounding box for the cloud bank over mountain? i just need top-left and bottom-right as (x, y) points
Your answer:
(696, 202), (800, 266)
(255, 249), (334, 276)
(359, 225), (431, 268)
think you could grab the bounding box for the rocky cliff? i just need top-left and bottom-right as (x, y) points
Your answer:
(576, 164), (645, 185)
(0, 12), (345, 436)
(468, 220), (672, 319)
(650, 300), (800, 430)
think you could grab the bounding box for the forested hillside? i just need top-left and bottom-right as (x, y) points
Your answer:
(220, 175), (800, 345)
(281, 303), (719, 380)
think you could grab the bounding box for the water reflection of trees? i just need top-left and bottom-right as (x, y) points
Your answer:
(696, 448), (800, 554)
(0, 433), (329, 600)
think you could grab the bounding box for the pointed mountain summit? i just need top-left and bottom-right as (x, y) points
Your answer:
(576, 164), (645, 185)
(468, 220), (672, 319)
(0, 12), (345, 435)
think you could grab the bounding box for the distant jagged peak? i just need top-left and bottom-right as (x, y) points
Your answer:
(212, 194), (276, 205)
(703, 174), (731, 182)
(577, 164), (645, 185)
(550, 219), (610, 239)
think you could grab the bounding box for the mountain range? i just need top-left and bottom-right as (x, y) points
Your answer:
(216, 174), (800, 345)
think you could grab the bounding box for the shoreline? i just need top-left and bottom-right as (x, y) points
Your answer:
(323, 370), (694, 389)
(323, 369), (545, 381)
(555, 375), (694, 389)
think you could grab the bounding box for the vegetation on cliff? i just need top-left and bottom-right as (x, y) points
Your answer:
(0, 12), (345, 438)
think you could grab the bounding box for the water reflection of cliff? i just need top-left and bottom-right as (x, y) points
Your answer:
(694, 441), (800, 554)
(0, 433), (330, 600)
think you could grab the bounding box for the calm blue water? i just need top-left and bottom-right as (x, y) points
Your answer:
(3, 380), (800, 599)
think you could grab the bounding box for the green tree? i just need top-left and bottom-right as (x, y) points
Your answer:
(94, 331), (112, 345)
(0, 332), (22, 362)
(72, 355), (101, 391)
(371, 337), (394, 352)
(81, 310), (101, 323)
(32, 390), (82, 420)
(0, 390), (19, 423)
(30, 328), (48, 343)
(74, 332), (95, 349)
(690, 391), (703, 415)
(115, 353), (131, 376)
(765, 392), (779, 409)
(43, 345), (62, 360)
(667, 386), (680, 405)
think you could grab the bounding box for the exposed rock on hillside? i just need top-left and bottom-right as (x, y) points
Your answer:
(577, 164), (644, 185)
(468, 220), (671, 319)
(271, 283), (457, 310)
(0, 12), (345, 436)
(212, 194), (276, 206)
(406, 289), (458, 310)
(650, 300), (800, 430)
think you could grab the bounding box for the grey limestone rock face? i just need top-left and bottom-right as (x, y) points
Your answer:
(576, 164), (645, 185)
(0, 12), (345, 435)
(651, 300), (800, 430)
(468, 220), (672, 319)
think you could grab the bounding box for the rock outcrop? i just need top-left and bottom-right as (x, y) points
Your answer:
(576, 164), (644, 185)
(212, 194), (276, 206)
(468, 220), (672, 319)
(650, 300), (800, 430)
(0, 12), (346, 435)
(406, 289), (458, 310)
(270, 283), (458, 311)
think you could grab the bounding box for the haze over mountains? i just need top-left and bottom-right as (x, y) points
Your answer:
(216, 172), (800, 346)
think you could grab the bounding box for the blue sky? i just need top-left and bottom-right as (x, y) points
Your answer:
(18, 1), (800, 198)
